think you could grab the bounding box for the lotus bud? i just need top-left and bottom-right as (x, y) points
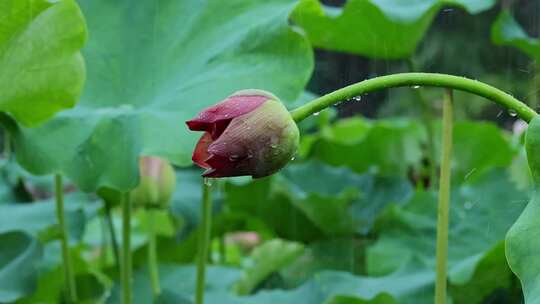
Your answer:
(131, 156), (176, 209)
(186, 89), (299, 178)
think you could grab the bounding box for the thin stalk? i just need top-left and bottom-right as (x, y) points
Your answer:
(434, 89), (453, 304)
(406, 60), (438, 188)
(100, 216), (109, 268)
(148, 209), (161, 298)
(121, 193), (132, 304)
(196, 178), (212, 304)
(54, 174), (78, 303)
(104, 200), (120, 269)
(290, 73), (537, 123)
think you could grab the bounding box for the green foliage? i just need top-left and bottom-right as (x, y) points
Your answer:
(107, 265), (241, 304)
(11, 0), (313, 192)
(506, 116), (540, 304)
(307, 118), (426, 176)
(450, 121), (515, 180)
(292, 0), (496, 59)
(1, 1), (537, 303)
(0, 0), (87, 126)
(235, 239), (304, 295)
(492, 10), (540, 61)
(0, 194), (93, 240)
(367, 169), (527, 302)
(0, 232), (42, 302)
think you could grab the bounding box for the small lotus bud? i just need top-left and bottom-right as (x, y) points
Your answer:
(186, 89), (299, 178)
(131, 156), (176, 209)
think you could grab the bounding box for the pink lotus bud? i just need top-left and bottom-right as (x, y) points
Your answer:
(186, 90), (299, 178)
(131, 156), (176, 208)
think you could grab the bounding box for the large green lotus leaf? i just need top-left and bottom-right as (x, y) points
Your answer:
(450, 242), (517, 304)
(506, 117), (540, 304)
(221, 261), (432, 304)
(309, 118), (426, 176)
(222, 160), (399, 242)
(0, 231), (42, 302)
(367, 169), (527, 302)
(17, 244), (107, 304)
(155, 291), (193, 304)
(225, 176), (324, 243)
(11, 0), (313, 192)
(278, 161), (362, 236)
(450, 121), (515, 181)
(235, 239), (304, 295)
(492, 10), (540, 62)
(506, 191), (540, 304)
(281, 237), (367, 288)
(108, 262), (432, 304)
(222, 160), (412, 242)
(0, 0), (86, 126)
(280, 160), (412, 236)
(107, 265), (242, 304)
(292, 0), (495, 59)
(0, 193), (95, 241)
(309, 118), (515, 181)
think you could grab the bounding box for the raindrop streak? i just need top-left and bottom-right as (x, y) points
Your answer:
(509, 109), (518, 117)
(496, 111), (503, 118)
(412, 85), (421, 89)
(464, 168), (476, 180)
(204, 177), (212, 186)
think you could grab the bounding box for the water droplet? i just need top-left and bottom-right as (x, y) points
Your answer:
(508, 109), (518, 117)
(464, 201), (473, 210)
(313, 111), (320, 116)
(412, 85), (421, 89)
(270, 144), (278, 149)
(290, 156), (296, 161)
(204, 178), (212, 186)
(229, 154), (241, 161)
(347, 96), (362, 102)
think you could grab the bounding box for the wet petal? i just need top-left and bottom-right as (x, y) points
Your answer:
(186, 94), (268, 135)
(192, 132), (213, 169)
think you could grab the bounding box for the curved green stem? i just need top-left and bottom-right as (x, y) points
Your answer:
(434, 90), (453, 304)
(55, 174), (78, 303)
(121, 192), (132, 304)
(196, 178), (213, 304)
(148, 209), (161, 298)
(291, 73), (537, 123)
